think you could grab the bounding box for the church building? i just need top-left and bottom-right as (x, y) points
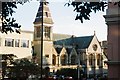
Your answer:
(32, 1), (108, 78)
(0, 0), (108, 78)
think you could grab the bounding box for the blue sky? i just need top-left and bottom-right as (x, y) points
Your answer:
(13, 1), (107, 41)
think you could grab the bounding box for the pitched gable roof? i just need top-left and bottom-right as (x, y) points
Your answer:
(74, 36), (94, 49)
(53, 35), (94, 49)
(55, 47), (63, 54)
(66, 47), (73, 54)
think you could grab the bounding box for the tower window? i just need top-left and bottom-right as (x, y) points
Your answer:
(36, 27), (42, 38)
(45, 12), (48, 17)
(44, 27), (50, 38)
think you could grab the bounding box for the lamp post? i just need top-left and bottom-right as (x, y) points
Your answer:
(77, 53), (80, 80)
(77, 49), (82, 80)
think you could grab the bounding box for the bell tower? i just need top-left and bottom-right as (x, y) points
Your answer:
(34, 0), (53, 41)
(33, 0), (53, 65)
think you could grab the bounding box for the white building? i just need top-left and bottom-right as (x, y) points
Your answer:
(0, 30), (33, 79)
(0, 31), (33, 59)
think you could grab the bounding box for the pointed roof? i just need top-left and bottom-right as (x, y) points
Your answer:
(34, 0), (53, 24)
(66, 47), (73, 54)
(73, 36), (94, 49)
(55, 47), (63, 54)
(53, 35), (94, 49)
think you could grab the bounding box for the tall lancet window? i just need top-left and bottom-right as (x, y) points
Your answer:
(52, 54), (56, 65)
(97, 54), (101, 66)
(36, 27), (42, 38)
(89, 54), (94, 66)
(44, 26), (50, 38)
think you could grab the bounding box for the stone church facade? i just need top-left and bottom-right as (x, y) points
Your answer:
(33, 1), (108, 77)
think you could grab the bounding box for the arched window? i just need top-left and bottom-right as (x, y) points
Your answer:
(61, 54), (67, 65)
(52, 54), (56, 65)
(97, 54), (101, 66)
(89, 54), (94, 66)
(36, 27), (41, 38)
(44, 26), (51, 39)
(71, 55), (77, 65)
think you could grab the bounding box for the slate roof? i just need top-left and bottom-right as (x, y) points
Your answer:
(53, 35), (94, 49)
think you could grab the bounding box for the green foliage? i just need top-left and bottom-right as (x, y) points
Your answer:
(1, 54), (41, 79)
(8, 58), (41, 79)
(55, 68), (78, 79)
(1, 54), (49, 79)
(66, 0), (120, 23)
(1, 54), (17, 79)
(1, 2), (21, 33)
(0, 0), (30, 33)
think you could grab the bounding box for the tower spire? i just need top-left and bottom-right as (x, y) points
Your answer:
(34, 0), (53, 24)
(34, 0), (54, 40)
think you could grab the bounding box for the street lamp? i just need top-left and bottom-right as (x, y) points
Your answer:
(77, 49), (86, 80)
(77, 49), (82, 80)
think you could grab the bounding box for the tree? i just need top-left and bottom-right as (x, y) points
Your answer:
(0, 0), (30, 33)
(65, 0), (120, 23)
(55, 68), (78, 79)
(0, 53), (41, 79)
(1, 54), (16, 79)
(8, 58), (41, 80)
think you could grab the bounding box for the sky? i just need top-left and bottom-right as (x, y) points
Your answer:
(13, 1), (107, 41)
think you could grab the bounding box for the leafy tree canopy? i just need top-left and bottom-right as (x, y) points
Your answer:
(1, 56), (41, 79)
(65, 0), (120, 23)
(0, 0), (30, 33)
(9, 58), (41, 79)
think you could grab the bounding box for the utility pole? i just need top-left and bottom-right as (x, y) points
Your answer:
(40, 0), (43, 79)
